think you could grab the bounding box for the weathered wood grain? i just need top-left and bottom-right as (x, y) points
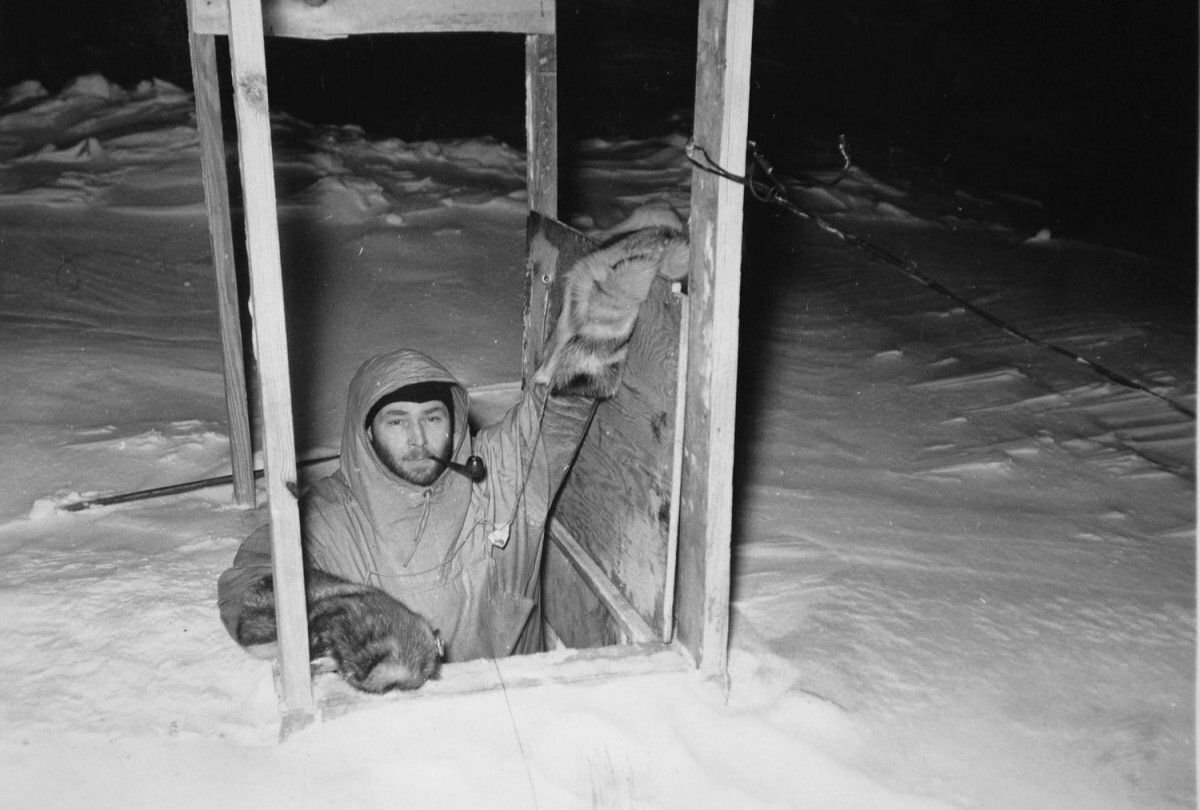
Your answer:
(541, 530), (619, 649)
(553, 281), (682, 630)
(525, 34), (557, 218)
(186, 2), (256, 506)
(191, 0), (555, 38)
(524, 213), (685, 646)
(549, 518), (657, 644)
(662, 289), (687, 641)
(675, 0), (753, 682)
(226, 0), (313, 715)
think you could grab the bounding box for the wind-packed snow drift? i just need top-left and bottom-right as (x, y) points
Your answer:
(0, 76), (1192, 809)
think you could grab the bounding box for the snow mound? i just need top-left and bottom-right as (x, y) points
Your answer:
(1, 80), (48, 109)
(61, 74), (127, 101)
(0, 73), (1192, 810)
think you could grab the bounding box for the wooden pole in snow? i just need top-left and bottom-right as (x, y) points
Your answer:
(186, 0), (256, 507)
(676, 0), (754, 682)
(224, 0), (314, 718)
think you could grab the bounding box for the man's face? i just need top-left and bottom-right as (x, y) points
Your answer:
(368, 400), (452, 486)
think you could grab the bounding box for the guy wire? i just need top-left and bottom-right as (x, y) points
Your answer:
(686, 138), (1195, 421)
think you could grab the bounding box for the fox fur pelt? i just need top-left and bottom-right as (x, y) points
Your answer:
(237, 569), (442, 693)
(534, 223), (689, 399)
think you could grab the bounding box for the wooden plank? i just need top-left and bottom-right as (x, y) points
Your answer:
(548, 518), (657, 644)
(524, 214), (685, 643)
(541, 531), (619, 649)
(317, 642), (693, 722)
(675, 0), (754, 682)
(225, 0), (313, 716)
(525, 33), (557, 218)
(662, 285), (688, 641)
(191, 0), (555, 38)
(524, 216), (608, 649)
(552, 279), (682, 630)
(522, 212), (592, 383)
(186, 2), (256, 507)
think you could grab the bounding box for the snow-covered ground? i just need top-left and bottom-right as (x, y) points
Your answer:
(0, 76), (1193, 809)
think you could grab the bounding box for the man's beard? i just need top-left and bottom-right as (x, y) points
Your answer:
(373, 439), (451, 487)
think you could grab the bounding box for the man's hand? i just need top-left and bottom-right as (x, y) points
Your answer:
(307, 578), (442, 692)
(535, 225), (688, 398)
(235, 570), (443, 693)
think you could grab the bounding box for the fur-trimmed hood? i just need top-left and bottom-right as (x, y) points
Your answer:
(294, 347), (557, 661)
(342, 349), (471, 495)
(316, 349), (474, 570)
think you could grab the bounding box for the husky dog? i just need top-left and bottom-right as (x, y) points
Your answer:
(534, 224), (688, 398)
(237, 569), (442, 693)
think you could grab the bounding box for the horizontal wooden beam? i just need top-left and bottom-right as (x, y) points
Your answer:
(317, 642), (692, 722)
(549, 518), (658, 645)
(191, 0), (555, 38)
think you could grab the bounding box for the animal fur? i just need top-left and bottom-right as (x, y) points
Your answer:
(534, 225), (688, 398)
(237, 569), (442, 693)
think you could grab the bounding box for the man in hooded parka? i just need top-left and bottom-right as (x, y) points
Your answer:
(217, 222), (687, 687)
(218, 348), (597, 664)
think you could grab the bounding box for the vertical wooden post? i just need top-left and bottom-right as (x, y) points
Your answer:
(663, 294), (688, 642)
(676, 0), (754, 681)
(225, 0), (314, 719)
(525, 33), (558, 218)
(186, 0), (256, 507)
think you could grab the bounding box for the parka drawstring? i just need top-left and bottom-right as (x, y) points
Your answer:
(363, 489), (435, 579)
(413, 489), (432, 546)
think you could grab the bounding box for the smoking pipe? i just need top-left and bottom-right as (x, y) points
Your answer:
(426, 453), (487, 483)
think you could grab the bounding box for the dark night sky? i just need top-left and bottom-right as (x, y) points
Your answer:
(1, 1), (1196, 262)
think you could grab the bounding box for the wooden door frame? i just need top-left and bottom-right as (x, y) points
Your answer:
(185, 0), (752, 729)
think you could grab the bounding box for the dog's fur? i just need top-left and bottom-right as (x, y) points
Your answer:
(237, 569), (442, 693)
(534, 225), (688, 398)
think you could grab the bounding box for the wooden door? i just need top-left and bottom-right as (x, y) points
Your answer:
(523, 213), (686, 648)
